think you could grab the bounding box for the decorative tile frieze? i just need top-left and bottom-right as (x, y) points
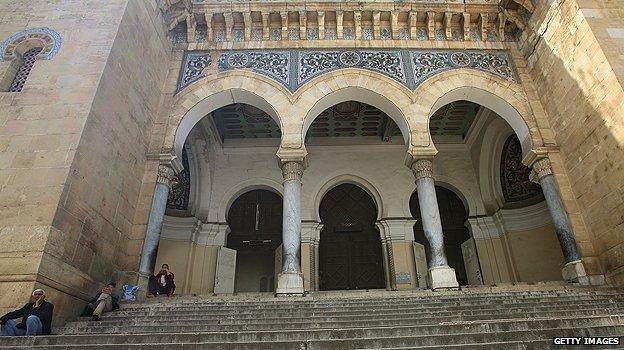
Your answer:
(299, 50), (406, 87)
(0, 27), (62, 61)
(218, 51), (290, 87)
(179, 52), (213, 89)
(177, 49), (518, 93)
(412, 50), (516, 85)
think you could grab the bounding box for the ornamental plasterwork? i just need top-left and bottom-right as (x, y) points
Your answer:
(0, 27), (62, 61)
(177, 49), (517, 93)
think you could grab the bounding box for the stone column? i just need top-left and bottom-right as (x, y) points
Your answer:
(276, 161), (305, 296)
(138, 165), (176, 288)
(410, 159), (459, 290)
(530, 157), (588, 284)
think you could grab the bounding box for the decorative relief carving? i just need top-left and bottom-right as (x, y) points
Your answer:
(500, 135), (543, 202)
(530, 157), (553, 183)
(157, 165), (177, 188)
(177, 49), (517, 93)
(167, 148), (191, 210)
(411, 159), (434, 181)
(281, 161), (304, 182)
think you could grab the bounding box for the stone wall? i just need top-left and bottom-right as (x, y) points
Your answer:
(0, 0), (171, 324)
(521, 0), (624, 285)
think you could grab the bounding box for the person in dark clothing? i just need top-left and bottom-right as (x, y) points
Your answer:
(80, 282), (120, 321)
(0, 289), (54, 336)
(148, 264), (176, 297)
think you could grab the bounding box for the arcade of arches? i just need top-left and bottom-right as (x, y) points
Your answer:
(150, 91), (587, 295)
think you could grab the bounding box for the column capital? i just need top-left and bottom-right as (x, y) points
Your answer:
(529, 157), (553, 183)
(156, 165), (177, 188)
(410, 159), (434, 181)
(281, 161), (305, 182)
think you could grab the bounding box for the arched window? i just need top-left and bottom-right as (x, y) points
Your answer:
(7, 47), (42, 92)
(500, 134), (543, 205)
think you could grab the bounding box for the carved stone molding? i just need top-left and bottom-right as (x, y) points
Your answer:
(281, 161), (305, 182)
(411, 159), (434, 181)
(529, 157), (553, 183)
(164, 2), (529, 46)
(157, 165), (177, 188)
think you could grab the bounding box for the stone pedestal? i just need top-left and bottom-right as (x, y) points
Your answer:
(429, 265), (460, 290)
(562, 260), (590, 285)
(276, 272), (305, 296)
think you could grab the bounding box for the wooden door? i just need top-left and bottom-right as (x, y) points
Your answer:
(214, 247), (236, 294)
(319, 184), (384, 290)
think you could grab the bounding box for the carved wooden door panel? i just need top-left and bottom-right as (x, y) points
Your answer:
(319, 184), (384, 290)
(214, 247), (236, 294)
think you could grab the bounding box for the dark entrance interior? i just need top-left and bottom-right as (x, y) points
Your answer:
(410, 186), (471, 285)
(227, 189), (282, 292)
(319, 183), (385, 290)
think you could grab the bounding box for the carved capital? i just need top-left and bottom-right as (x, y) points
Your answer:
(530, 157), (553, 183)
(281, 161), (304, 182)
(411, 159), (434, 181)
(157, 165), (177, 188)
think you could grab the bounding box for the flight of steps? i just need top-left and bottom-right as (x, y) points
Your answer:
(1, 284), (624, 349)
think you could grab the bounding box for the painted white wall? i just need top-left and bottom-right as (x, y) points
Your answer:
(196, 141), (483, 223)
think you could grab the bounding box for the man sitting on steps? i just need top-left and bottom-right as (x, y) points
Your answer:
(81, 282), (120, 321)
(148, 264), (176, 297)
(0, 289), (54, 336)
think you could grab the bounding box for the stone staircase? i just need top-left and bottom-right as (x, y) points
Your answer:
(1, 284), (624, 349)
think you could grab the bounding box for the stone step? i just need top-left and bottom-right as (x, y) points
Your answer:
(111, 298), (624, 315)
(21, 315), (624, 345)
(61, 310), (624, 334)
(121, 290), (624, 309)
(76, 302), (624, 324)
(117, 296), (624, 314)
(56, 314), (624, 339)
(61, 307), (624, 331)
(2, 326), (621, 349)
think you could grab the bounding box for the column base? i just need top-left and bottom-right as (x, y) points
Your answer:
(428, 266), (459, 290)
(562, 260), (590, 285)
(275, 272), (304, 296)
(136, 273), (151, 301)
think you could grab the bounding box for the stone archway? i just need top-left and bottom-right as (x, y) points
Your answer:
(167, 71), (292, 163)
(226, 189), (283, 293)
(411, 69), (544, 158)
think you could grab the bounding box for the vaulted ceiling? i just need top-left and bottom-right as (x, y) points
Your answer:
(210, 101), (480, 142)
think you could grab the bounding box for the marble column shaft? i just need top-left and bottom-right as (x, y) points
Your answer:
(531, 158), (582, 263)
(280, 161), (304, 274)
(139, 165), (176, 277)
(411, 159), (448, 267)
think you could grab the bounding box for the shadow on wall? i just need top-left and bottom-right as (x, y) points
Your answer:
(522, 0), (624, 284)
